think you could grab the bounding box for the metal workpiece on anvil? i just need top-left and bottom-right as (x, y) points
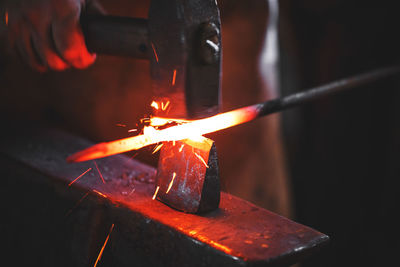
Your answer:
(156, 138), (220, 213)
(1, 128), (328, 267)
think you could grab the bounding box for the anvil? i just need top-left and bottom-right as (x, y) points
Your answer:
(81, 0), (222, 213)
(0, 128), (329, 266)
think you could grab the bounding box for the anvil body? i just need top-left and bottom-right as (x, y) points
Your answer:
(0, 128), (328, 266)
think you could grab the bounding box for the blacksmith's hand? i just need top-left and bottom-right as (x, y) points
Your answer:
(5, 0), (103, 72)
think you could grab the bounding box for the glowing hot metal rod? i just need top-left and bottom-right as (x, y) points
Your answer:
(67, 66), (400, 163)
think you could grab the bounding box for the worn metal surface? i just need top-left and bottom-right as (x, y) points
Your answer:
(156, 138), (220, 213)
(148, 0), (222, 119)
(1, 128), (328, 266)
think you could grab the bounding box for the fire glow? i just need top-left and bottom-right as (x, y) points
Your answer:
(67, 104), (260, 163)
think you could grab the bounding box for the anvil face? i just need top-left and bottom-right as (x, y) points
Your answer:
(155, 137), (220, 213)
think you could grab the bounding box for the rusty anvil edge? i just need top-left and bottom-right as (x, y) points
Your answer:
(0, 128), (329, 267)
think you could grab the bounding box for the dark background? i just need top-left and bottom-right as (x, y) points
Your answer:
(280, 0), (400, 266)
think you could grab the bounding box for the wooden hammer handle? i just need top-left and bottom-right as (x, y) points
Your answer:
(81, 15), (149, 60)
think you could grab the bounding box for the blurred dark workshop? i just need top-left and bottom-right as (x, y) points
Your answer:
(1, 0), (400, 266)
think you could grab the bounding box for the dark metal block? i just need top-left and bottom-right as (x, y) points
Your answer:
(155, 137), (220, 213)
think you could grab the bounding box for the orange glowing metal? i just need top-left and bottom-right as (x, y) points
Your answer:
(152, 186), (160, 200)
(93, 161), (105, 184)
(194, 152), (209, 168)
(67, 105), (259, 163)
(94, 224), (115, 267)
(152, 143), (163, 154)
(166, 172), (177, 194)
(68, 168), (92, 186)
(172, 69), (177, 86)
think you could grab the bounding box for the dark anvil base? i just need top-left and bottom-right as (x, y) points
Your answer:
(0, 128), (328, 267)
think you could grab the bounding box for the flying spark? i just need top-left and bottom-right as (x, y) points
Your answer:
(152, 143), (163, 154)
(93, 224), (115, 267)
(179, 144), (184, 152)
(116, 123), (126, 127)
(152, 186), (160, 200)
(161, 101), (170, 111)
(65, 192), (89, 217)
(151, 43), (159, 62)
(172, 69), (177, 86)
(68, 168), (92, 186)
(166, 172), (177, 194)
(151, 101), (160, 110)
(93, 161), (105, 184)
(194, 153), (209, 168)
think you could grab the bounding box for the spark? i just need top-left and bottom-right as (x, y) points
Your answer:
(161, 100), (170, 111)
(128, 128), (137, 133)
(93, 161), (106, 184)
(151, 101), (160, 110)
(166, 172), (177, 194)
(152, 143), (163, 154)
(65, 192), (89, 217)
(172, 69), (177, 86)
(172, 140), (175, 146)
(93, 190), (107, 198)
(93, 224), (115, 267)
(68, 168), (92, 186)
(194, 152), (209, 168)
(152, 186), (160, 200)
(179, 144), (184, 152)
(116, 123), (126, 127)
(151, 43), (159, 62)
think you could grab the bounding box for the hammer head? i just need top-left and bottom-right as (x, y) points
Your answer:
(148, 0), (222, 119)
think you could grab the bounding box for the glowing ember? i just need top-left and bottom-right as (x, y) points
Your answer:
(166, 172), (177, 194)
(93, 161), (106, 184)
(94, 224), (115, 267)
(5, 10), (8, 26)
(128, 128), (138, 133)
(152, 186), (160, 200)
(68, 168), (92, 186)
(116, 123), (126, 127)
(194, 152), (209, 168)
(67, 105), (260, 163)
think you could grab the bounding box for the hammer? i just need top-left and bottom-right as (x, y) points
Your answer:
(81, 0), (222, 213)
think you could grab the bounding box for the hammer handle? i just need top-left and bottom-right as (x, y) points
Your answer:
(81, 15), (149, 60)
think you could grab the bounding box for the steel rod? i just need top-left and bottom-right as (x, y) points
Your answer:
(256, 66), (400, 117)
